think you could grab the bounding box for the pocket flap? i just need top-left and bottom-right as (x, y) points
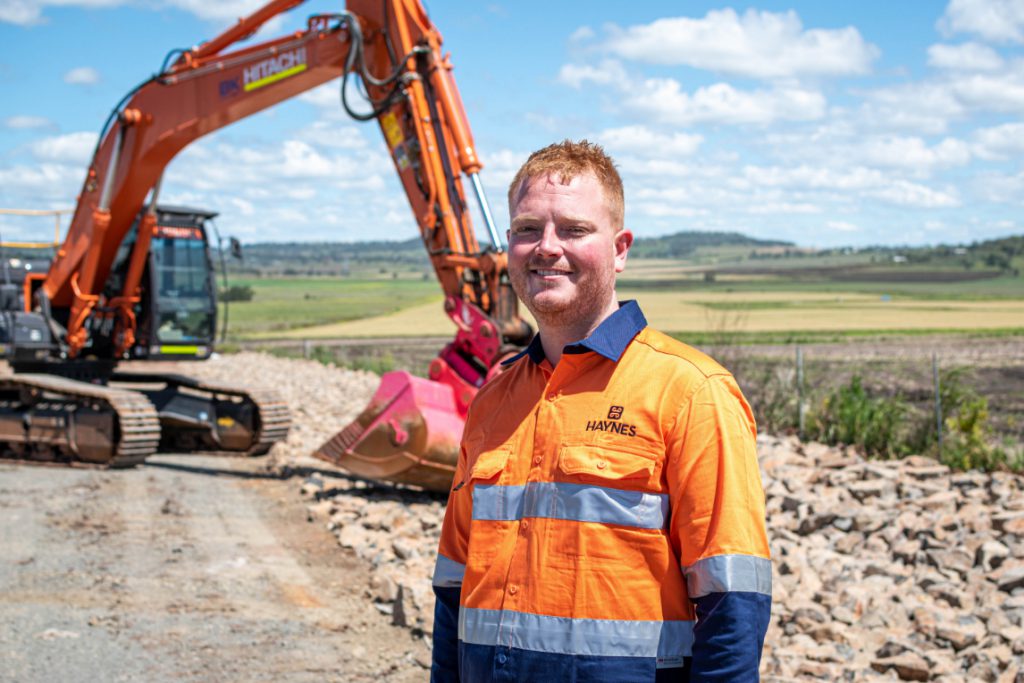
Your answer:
(469, 447), (511, 481)
(558, 446), (656, 480)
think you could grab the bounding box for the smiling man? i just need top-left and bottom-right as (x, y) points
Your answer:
(431, 140), (772, 682)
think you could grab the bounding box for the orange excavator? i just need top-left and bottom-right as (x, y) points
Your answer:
(0, 0), (530, 486)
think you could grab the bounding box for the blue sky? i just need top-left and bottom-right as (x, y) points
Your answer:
(2, 0), (1024, 248)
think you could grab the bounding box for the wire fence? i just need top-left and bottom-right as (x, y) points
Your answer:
(237, 334), (1024, 470)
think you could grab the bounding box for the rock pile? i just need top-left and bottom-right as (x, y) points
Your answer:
(186, 354), (1024, 681)
(760, 438), (1024, 682)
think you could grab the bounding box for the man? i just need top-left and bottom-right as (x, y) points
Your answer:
(431, 140), (771, 682)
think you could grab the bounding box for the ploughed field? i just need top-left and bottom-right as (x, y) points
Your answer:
(3, 352), (1021, 681)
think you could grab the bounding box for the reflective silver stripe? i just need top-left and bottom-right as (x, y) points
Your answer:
(682, 554), (773, 598)
(432, 553), (466, 588)
(472, 482), (669, 530)
(459, 607), (692, 664)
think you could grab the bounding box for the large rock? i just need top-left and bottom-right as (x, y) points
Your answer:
(871, 652), (931, 681)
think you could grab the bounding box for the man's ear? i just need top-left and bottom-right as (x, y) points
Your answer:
(614, 229), (633, 273)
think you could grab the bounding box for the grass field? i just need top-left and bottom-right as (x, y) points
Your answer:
(221, 253), (1024, 340)
(217, 277), (439, 336)
(231, 283), (1024, 341)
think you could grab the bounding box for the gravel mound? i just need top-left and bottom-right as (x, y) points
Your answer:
(152, 351), (380, 469)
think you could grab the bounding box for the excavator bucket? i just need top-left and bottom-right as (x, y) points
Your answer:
(314, 370), (463, 492)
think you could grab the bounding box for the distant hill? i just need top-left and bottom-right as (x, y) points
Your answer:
(228, 230), (793, 274)
(627, 231), (792, 259)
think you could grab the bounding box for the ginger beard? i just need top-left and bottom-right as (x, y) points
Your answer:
(507, 172), (630, 340)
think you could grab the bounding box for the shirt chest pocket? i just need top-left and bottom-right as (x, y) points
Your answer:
(469, 446), (511, 481)
(557, 445), (661, 486)
(457, 444), (512, 492)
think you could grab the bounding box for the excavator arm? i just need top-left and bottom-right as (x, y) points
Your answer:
(37, 0), (528, 487)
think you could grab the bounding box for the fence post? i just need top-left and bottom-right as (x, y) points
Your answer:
(303, 339), (311, 360)
(933, 353), (943, 457)
(796, 345), (805, 439)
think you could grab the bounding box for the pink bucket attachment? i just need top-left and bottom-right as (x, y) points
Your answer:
(314, 370), (465, 492)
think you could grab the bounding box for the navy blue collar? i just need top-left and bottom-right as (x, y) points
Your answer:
(502, 300), (647, 366)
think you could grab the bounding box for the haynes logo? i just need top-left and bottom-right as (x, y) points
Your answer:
(585, 405), (638, 437)
(243, 47), (308, 92)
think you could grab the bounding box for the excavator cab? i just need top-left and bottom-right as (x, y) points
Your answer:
(108, 206), (218, 361)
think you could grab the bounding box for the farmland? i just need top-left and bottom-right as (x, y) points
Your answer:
(218, 234), (1024, 457)
(216, 232), (1024, 340)
(219, 245), (1024, 341)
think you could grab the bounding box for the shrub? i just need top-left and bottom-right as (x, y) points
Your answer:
(219, 285), (255, 302)
(806, 376), (911, 458)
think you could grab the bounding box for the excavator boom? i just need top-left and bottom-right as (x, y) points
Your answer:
(10, 1), (529, 481)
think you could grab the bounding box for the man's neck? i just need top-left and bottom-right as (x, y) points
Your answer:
(537, 300), (620, 367)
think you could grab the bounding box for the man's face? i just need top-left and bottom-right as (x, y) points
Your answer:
(507, 171), (632, 332)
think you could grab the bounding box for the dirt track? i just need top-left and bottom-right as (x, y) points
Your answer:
(0, 454), (430, 683)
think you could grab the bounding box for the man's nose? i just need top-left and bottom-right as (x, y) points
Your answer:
(535, 225), (563, 256)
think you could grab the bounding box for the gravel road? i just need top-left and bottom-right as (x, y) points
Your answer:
(0, 454), (430, 683)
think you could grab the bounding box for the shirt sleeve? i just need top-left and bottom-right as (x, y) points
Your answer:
(664, 374), (772, 682)
(431, 441), (473, 683)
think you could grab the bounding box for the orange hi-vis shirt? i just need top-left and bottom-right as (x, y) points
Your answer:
(431, 302), (772, 682)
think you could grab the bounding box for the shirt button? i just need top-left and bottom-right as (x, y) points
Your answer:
(497, 653), (507, 664)
(547, 392), (557, 401)
(596, 460), (607, 469)
(521, 520), (530, 531)
(533, 456), (542, 465)
(509, 585), (519, 595)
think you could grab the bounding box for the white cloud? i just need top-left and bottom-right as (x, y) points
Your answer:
(857, 63), (1024, 134)
(297, 82), (342, 109)
(1, 0), (123, 26)
(0, 0), (267, 26)
(597, 125), (702, 158)
(744, 164), (892, 192)
(826, 220), (859, 232)
(626, 78), (826, 126)
(974, 169), (1024, 204)
(153, 133), (420, 241)
(951, 70), (1024, 111)
(858, 82), (965, 134)
(927, 42), (1004, 70)
(4, 115), (52, 129)
(569, 25), (595, 42)
(740, 163), (957, 207)
(30, 131), (97, 163)
(746, 202), (820, 214)
(938, 0), (1024, 44)
(557, 60), (627, 88)
(618, 158), (700, 179)
(0, 0), (43, 25)
(157, 0), (266, 23)
(604, 9), (879, 78)
(861, 136), (971, 170)
(972, 121), (1024, 159)
(63, 66), (99, 85)
(0, 163), (83, 200)
(869, 180), (960, 208)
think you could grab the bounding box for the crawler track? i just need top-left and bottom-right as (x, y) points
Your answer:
(0, 373), (161, 467)
(112, 372), (291, 455)
(186, 378), (291, 455)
